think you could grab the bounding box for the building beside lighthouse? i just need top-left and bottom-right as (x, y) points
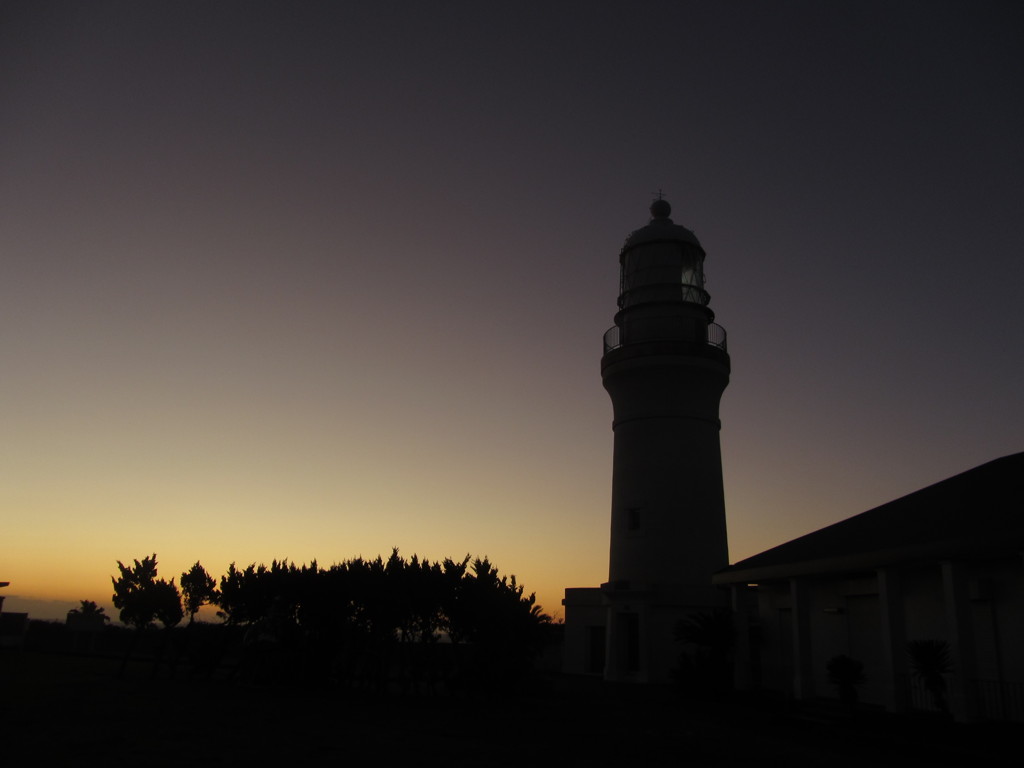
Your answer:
(715, 452), (1024, 722)
(564, 198), (731, 683)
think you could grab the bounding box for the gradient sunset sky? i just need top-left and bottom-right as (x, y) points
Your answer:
(3, 1), (1022, 621)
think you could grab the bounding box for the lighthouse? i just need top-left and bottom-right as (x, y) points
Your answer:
(563, 198), (731, 683)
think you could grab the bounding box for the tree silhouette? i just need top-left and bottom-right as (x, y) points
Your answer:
(439, 556), (550, 689)
(180, 561), (219, 624)
(105, 550), (551, 692)
(152, 579), (183, 629)
(111, 554), (183, 676)
(217, 559), (307, 630)
(112, 555), (162, 630)
(111, 555), (182, 630)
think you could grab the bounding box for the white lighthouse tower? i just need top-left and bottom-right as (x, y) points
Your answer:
(564, 198), (730, 683)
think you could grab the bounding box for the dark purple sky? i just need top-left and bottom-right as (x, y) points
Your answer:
(3, 1), (1022, 619)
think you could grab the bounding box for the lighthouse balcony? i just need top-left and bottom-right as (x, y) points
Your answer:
(603, 322), (727, 355)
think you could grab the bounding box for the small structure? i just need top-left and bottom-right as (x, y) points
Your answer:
(564, 199), (732, 683)
(0, 581), (29, 650)
(714, 452), (1024, 721)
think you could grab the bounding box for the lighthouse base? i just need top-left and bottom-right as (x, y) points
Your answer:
(563, 583), (728, 684)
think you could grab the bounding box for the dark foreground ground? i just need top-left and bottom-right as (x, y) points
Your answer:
(1, 650), (1019, 766)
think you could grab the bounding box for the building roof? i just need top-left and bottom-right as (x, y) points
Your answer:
(713, 452), (1024, 584)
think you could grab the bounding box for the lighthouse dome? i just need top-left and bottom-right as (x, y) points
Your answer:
(621, 199), (704, 252)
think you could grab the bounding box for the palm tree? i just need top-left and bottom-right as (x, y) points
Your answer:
(67, 600), (109, 625)
(907, 639), (952, 715)
(66, 600), (110, 653)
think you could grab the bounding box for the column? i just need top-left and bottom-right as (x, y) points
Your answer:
(790, 578), (813, 699)
(942, 559), (978, 721)
(877, 566), (909, 712)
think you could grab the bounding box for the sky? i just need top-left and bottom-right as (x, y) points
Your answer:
(2, 1), (1022, 622)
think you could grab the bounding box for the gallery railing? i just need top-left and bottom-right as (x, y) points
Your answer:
(603, 322), (728, 355)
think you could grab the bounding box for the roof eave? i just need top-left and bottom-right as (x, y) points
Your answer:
(713, 534), (1024, 585)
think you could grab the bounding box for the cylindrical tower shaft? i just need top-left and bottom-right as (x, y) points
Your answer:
(600, 199), (731, 683)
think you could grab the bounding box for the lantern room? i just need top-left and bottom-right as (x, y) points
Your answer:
(617, 198), (710, 310)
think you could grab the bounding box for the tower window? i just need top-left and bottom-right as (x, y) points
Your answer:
(627, 508), (641, 531)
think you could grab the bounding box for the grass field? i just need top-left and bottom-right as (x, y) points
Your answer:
(1, 649), (1017, 766)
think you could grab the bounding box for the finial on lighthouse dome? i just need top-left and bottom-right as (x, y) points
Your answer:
(650, 197), (672, 220)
